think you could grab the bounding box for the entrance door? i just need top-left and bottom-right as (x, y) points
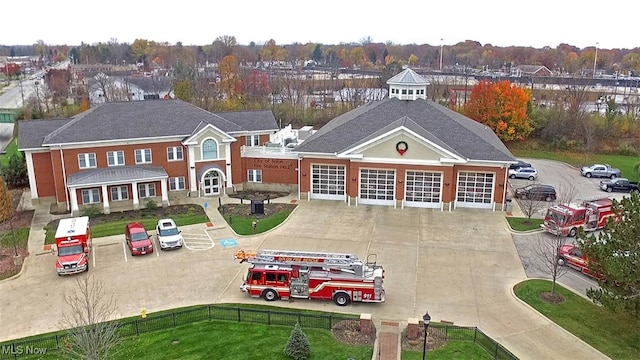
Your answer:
(202, 171), (221, 196)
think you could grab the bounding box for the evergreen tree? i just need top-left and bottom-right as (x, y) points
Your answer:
(577, 193), (640, 318)
(283, 322), (310, 360)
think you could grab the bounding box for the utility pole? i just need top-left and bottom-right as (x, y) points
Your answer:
(593, 42), (599, 79)
(439, 38), (444, 72)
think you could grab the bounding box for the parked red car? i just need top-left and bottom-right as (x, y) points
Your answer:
(125, 222), (153, 256)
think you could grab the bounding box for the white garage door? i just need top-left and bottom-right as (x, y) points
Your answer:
(456, 171), (495, 209)
(359, 169), (395, 206)
(310, 164), (346, 200)
(405, 171), (442, 208)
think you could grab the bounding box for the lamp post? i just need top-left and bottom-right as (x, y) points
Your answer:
(439, 39), (444, 71)
(593, 42), (599, 78)
(422, 311), (431, 360)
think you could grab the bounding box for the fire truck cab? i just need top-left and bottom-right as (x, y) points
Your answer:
(542, 197), (614, 237)
(236, 249), (385, 306)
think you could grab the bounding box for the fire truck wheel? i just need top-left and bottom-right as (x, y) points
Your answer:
(333, 293), (351, 306)
(568, 228), (577, 237)
(262, 289), (278, 301)
(557, 257), (566, 266)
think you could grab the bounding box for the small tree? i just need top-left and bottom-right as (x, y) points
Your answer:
(1, 154), (28, 188)
(555, 181), (578, 205)
(60, 276), (120, 360)
(534, 232), (570, 298)
(283, 322), (310, 360)
(517, 182), (546, 220)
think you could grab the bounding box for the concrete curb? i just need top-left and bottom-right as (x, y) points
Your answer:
(510, 279), (611, 359)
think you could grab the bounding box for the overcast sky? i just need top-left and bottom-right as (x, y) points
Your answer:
(3, 1), (638, 50)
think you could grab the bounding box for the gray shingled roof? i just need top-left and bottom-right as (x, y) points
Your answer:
(18, 119), (69, 150)
(386, 68), (429, 86)
(214, 110), (279, 133)
(16, 100), (278, 148)
(295, 98), (515, 162)
(67, 166), (167, 186)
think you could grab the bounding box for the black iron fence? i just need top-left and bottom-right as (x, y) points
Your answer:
(0, 305), (516, 359)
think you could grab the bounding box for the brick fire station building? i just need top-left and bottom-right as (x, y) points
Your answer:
(18, 68), (516, 214)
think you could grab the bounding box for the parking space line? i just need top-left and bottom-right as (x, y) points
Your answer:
(123, 243), (128, 262)
(92, 246), (96, 268)
(183, 230), (215, 251)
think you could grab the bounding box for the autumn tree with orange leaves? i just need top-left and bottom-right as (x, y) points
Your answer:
(463, 80), (533, 142)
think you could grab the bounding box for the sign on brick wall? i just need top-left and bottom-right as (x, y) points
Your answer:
(248, 158), (295, 170)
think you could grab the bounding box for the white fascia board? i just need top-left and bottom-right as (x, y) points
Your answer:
(463, 159), (511, 167)
(183, 124), (236, 144)
(45, 135), (188, 148)
(228, 129), (279, 136)
(18, 147), (48, 152)
(350, 157), (452, 166)
(295, 152), (341, 160)
(68, 175), (169, 189)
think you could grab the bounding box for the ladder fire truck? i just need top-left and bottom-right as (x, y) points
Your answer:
(542, 197), (615, 237)
(235, 249), (385, 306)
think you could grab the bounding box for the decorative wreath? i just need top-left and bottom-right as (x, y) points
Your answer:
(396, 141), (408, 155)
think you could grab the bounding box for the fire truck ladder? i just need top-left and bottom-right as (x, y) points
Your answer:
(250, 249), (363, 266)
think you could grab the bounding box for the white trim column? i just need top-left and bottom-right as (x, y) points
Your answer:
(225, 143), (233, 187)
(69, 187), (79, 215)
(188, 146), (197, 192)
(161, 179), (169, 206)
(101, 185), (110, 214)
(24, 152), (38, 199)
(132, 182), (139, 210)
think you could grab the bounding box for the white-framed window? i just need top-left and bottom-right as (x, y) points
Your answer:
(169, 177), (185, 191)
(202, 139), (218, 160)
(248, 169), (262, 183)
(107, 151), (125, 166)
(246, 135), (260, 147)
(81, 188), (100, 204)
(78, 153), (96, 169)
(135, 149), (152, 164)
(167, 146), (183, 161)
(110, 186), (128, 201)
(138, 183), (156, 198)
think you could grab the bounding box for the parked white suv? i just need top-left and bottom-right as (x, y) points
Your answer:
(156, 218), (184, 250)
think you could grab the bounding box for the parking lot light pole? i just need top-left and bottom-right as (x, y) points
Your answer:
(422, 311), (431, 360)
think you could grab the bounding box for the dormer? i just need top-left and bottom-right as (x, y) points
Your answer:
(386, 68), (429, 100)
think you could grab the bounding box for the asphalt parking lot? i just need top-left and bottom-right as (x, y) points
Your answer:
(509, 158), (624, 296)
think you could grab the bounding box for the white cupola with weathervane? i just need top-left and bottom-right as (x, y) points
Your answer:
(386, 67), (429, 101)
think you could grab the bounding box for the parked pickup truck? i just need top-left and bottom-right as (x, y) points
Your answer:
(600, 178), (640, 193)
(581, 163), (621, 179)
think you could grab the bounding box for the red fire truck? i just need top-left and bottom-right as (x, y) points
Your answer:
(542, 197), (615, 237)
(54, 216), (91, 275)
(235, 249), (385, 306)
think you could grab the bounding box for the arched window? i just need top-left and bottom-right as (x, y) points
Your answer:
(202, 139), (218, 160)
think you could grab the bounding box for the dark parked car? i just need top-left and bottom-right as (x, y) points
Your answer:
(514, 184), (557, 201)
(509, 160), (532, 170)
(599, 178), (640, 193)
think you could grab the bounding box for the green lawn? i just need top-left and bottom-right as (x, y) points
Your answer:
(514, 279), (640, 359)
(226, 209), (294, 235)
(402, 341), (494, 359)
(0, 137), (20, 167)
(510, 149), (640, 182)
(505, 217), (543, 231)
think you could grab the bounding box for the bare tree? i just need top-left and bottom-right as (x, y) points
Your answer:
(60, 276), (120, 360)
(517, 183), (547, 220)
(534, 232), (570, 296)
(555, 181), (578, 205)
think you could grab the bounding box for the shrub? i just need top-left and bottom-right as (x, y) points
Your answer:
(283, 322), (310, 360)
(145, 199), (158, 210)
(1, 154), (28, 188)
(617, 142), (638, 156)
(82, 205), (102, 217)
